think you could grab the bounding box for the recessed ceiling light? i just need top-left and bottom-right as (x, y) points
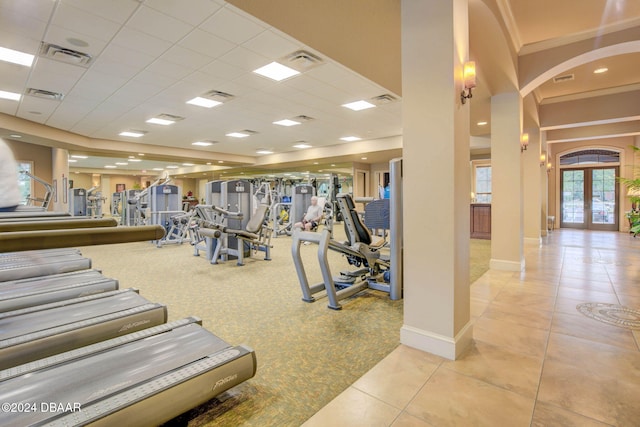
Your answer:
(477, 121), (488, 126)
(273, 119), (301, 127)
(0, 47), (34, 67)
(0, 90), (21, 101)
(115, 162), (128, 166)
(313, 162), (319, 165)
(128, 155), (135, 159)
(129, 159), (142, 162)
(284, 173), (292, 176)
(152, 168), (164, 171)
(68, 159), (77, 163)
(192, 141), (214, 147)
(340, 136), (361, 142)
(146, 117), (175, 125)
(119, 130), (146, 138)
(293, 143), (312, 149)
(218, 161), (224, 164)
(331, 164), (336, 167)
(207, 162), (212, 165)
(186, 97), (222, 108)
(593, 67), (608, 74)
(104, 165), (117, 169)
(71, 155), (88, 159)
(138, 153), (145, 156)
(166, 165), (179, 169)
(226, 132), (249, 138)
(361, 157), (368, 160)
(253, 62), (300, 81)
(342, 100), (375, 111)
(9, 134), (21, 138)
(256, 150), (273, 155)
(182, 163), (195, 166)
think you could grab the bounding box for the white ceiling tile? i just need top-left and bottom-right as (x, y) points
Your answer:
(243, 30), (301, 59)
(161, 45), (213, 69)
(145, 59), (193, 80)
(0, 0), (55, 22)
(60, 0), (140, 24)
(46, 102), (94, 130)
(181, 71), (224, 90)
(70, 121), (104, 137)
(144, 0), (223, 26)
(199, 59), (245, 80)
(0, 29), (41, 54)
(219, 46), (269, 72)
(27, 57), (87, 94)
(17, 96), (58, 121)
(0, 63), (31, 92)
(133, 70), (176, 88)
(0, 100), (19, 117)
(89, 57), (142, 81)
(200, 6), (265, 44)
(44, 24), (109, 57)
(108, 81), (164, 107)
(68, 70), (128, 101)
(50, 2), (121, 44)
(127, 5), (193, 44)
(99, 43), (156, 70)
(112, 27), (172, 57)
(178, 29), (235, 58)
(232, 72), (276, 91)
(0, 6), (48, 41)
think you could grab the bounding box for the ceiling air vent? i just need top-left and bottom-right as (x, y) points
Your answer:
(293, 115), (315, 122)
(26, 88), (64, 101)
(40, 42), (92, 66)
(241, 129), (259, 135)
(283, 50), (323, 72)
(203, 90), (235, 103)
(553, 74), (574, 83)
(370, 94), (397, 105)
(156, 113), (184, 122)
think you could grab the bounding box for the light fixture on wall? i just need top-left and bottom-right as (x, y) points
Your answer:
(460, 61), (476, 104)
(540, 153), (546, 166)
(546, 162), (553, 173)
(520, 133), (529, 152)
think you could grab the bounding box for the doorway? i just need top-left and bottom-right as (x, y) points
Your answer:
(560, 167), (618, 231)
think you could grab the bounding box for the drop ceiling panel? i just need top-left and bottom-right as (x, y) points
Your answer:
(86, 57), (140, 81)
(0, 100), (19, 117)
(1, 0), (56, 22)
(0, 64), (30, 92)
(145, 59), (194, 81)
(219, 46), (269, 72)
(181, 71), (225, 89)
(108, 81), (164, 107)
(127, 5), (194, 44)
(299, 80), (351, 105)
(145, 0), (223, 26)
(132, 70), (177, 90)
(16, 96), (58, 122)
(0, 29), (42, 54)
(242, 29), (301, 59)
(61, 0), (139, 24)
(200, 6), (265, 44)
(232, 72), (276, 91)
(51, 2), (122, 43)
(68, 70), (128, 101)
(111, 27), (172, 57)
(0, 3), (49, 39)
(161, 45), (215, 70)
(199, 59), (245, 81)
(26, 57), (87, 94)
(99, 43), (156, 71)
(178, 29), (236, 58)
(46, 100), (98, 130)
(43, 24), (109, 58)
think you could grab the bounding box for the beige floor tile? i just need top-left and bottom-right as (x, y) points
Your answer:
(391, 412), (435, 427)
(615, 293), (640, 308)
(551, 311), (638, 351)
(561, 270), (611, 282)
(470, 297), (489, 319)
(554, 296), (587, 315)
(517, 270), (561, 284)
(469, 282), (504, 302)
(556, 287), (619, 304)
(472, 316), (549, 358)
(480, 301), (553, 331)
(531, 401), (612, 427)
(492, 288), (556, 312)
(613, 283), (640, 297)
(352, 345), (442, 409)
(559, 277), (615, 293)
(302, 387), (401, 427)
(441, 340), (543, 398)
(503, 278), (558, 297)
(633, 330), (640, 351)
(405, 368), (534, 427)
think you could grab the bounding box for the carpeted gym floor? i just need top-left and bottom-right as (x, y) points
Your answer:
(78, 230), (490, 426)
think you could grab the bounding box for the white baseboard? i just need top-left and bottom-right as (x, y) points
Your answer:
(490, 258), (524, 271)
(524, 237), (541, 245)
(400, 322), (473, 360)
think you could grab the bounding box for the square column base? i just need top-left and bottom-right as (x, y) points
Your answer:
(400, 322), (473, 360)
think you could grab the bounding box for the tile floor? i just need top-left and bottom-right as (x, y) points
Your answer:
(303, 230), (640, 426)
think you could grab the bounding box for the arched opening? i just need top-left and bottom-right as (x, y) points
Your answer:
(558, 148), (621, 231)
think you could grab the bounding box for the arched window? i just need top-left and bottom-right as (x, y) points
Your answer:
(560, 149), (619, 166)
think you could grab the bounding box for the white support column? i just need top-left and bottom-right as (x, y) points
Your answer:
(400, 0), (472, 360)
(51, 148), (68, 212)
(540, 132), (549, 236)
(523, 127), (542, 244)
(490, 92), (524, 271)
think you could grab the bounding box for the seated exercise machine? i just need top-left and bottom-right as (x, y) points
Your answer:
(191, 204), (272, 266)
(19, 170), (53, 211)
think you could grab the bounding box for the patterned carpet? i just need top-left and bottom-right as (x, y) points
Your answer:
(78, 232), (490, 426)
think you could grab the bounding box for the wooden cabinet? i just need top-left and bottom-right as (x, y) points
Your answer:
(470, 204), (491, 239)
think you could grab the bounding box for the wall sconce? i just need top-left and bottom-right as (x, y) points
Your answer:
(460, 61), (476, 104)
(546, 162), (553, 173)
(540, 153), (546, 166)
(520, 133), (529, 152)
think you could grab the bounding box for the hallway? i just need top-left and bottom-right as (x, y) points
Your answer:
(305, 230), (640, 426)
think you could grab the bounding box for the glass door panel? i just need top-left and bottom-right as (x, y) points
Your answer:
(560, 167), (618, 231)
(589, 168), (618, 231)
(561, 170), (584, 227)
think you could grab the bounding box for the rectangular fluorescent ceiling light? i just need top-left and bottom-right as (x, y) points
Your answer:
(342, 100), (375, 111)
(71, 155), (88, 159)
(146, 118), (175, 125)
(182, 163), (194, 166)
(152, 168), (164, 171)
(226, 132), (249, 138)
(253, 62), (300, 81)
(256, 150), (273, 154)
(129, 159), (142, 162)
(0, 47), (34, 66)
(273, 119), (301, 127)
(68, 159), (77, 163)
(186, 97), (222, 108)
(340, 136), (361, 142)
(119, 131), (145, 138)
(104, 165), (117, 169)
(293, 143), (311, 149)
(192, 141), (214, 146)
(0, 90), (21, 101)
(115, 162), (128, 166)
(166, 165), (179, 169)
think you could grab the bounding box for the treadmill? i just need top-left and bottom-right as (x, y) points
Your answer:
(0, 317), (257, 426)
(0, 288), (167, 370)
(0, 253), (91, 282)
(0, 269), (118, 312)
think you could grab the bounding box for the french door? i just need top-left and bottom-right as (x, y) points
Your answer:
(560, 167), (618, 231)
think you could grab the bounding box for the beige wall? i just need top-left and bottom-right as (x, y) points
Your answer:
(548, 136), (637, 231)
(6, 139), (52, 204)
